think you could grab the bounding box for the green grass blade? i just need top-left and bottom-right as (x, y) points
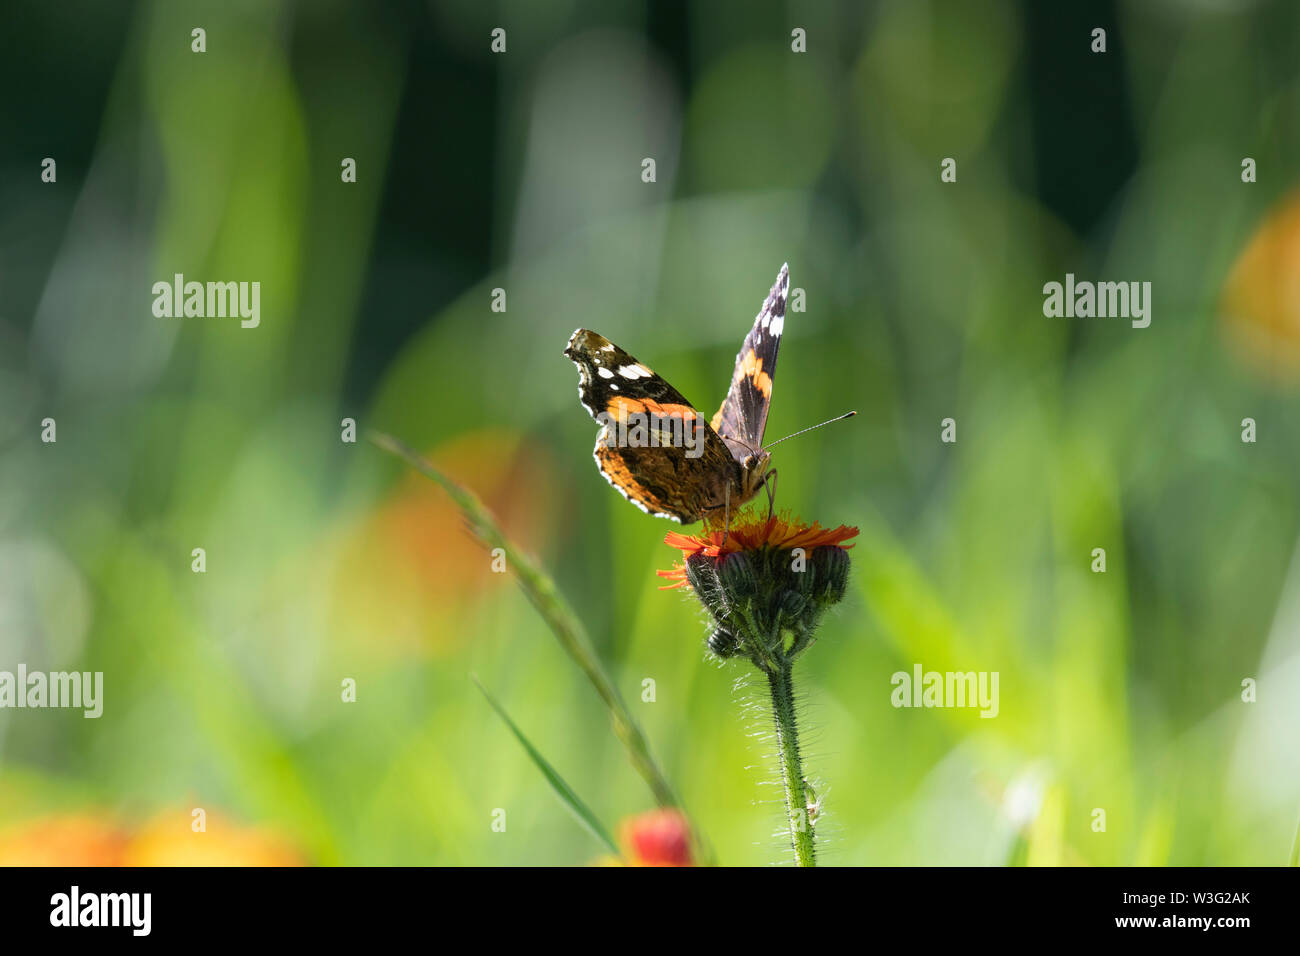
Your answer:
(473, 677), (620, 858)
(369, 430), (680, 810)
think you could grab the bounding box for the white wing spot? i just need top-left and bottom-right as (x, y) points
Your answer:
(597, 367), (615, 379)
(618, 364), (652, 379)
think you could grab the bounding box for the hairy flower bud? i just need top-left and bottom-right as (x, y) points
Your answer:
(717, 551), (758, 604)
(684, 552), (721, 606)
(707, 624), (741, 659)
(811, 546), (850, 608)
(771, 588), (807, 627)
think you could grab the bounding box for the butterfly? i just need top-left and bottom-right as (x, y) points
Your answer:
(563, 264), (791, 525)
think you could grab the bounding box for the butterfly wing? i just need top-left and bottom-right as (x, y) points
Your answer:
(564, 328), (738, 522)
(710, 264), (788, 462)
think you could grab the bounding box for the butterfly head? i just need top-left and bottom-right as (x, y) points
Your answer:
(739, 448), (772, 499)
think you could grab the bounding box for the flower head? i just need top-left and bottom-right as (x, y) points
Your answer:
(658, 511), (857, 670)
(657, 513), (858, 586)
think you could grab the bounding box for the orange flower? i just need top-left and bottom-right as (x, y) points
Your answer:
(122, 811), (301, 867)
(619, 809), (693, 866)
(334, 428), (559, 657)
(0, 810), (303, 866)
(0, 815), (127, 867)
(1220, 189), (1300, 385)
(657, 512), (858, 589)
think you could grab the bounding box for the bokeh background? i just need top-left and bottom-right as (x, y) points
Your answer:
(2, 0), (1299, 865)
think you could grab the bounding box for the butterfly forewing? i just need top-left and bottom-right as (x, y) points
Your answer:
(710, 263), (788, 462)
(564, 329), (738, 522)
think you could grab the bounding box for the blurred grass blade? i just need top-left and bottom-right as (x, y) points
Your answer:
(1290, 812), (1300, 866)
(369, 431), (680, 810)
(473, 677), (620, 858)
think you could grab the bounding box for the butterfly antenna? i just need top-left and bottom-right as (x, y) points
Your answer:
(761, 411), (857, 451)
(719, 432), (761, 455)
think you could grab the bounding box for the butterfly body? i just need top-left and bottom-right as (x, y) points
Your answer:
(564, 264), (788, 525)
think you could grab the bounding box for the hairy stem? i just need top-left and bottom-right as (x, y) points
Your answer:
(767, 661), (815, 866)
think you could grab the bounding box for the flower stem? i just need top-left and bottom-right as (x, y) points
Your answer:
(767, 661), (815, 866)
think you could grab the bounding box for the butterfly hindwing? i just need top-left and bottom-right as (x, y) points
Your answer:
(564, 329), (738, 522)
(710, 264), (788, 462)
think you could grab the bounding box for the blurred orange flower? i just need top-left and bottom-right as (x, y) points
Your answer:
(0, 810), (302, 867)
(333, 428), (558, 655)
(122, 811), (301, 867)
(0, 815), (126, 866)
(1220, 190), (1300, 385)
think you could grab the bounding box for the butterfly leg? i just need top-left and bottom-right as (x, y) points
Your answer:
(762, 468), (778, 520)
(721, 482), (731, 547)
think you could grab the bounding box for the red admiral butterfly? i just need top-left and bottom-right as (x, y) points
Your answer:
(564, 264), (851, 525)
